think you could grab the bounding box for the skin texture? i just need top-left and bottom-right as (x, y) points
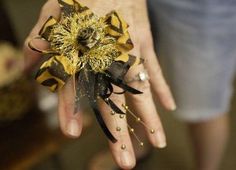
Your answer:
(24, 0), (176, 169)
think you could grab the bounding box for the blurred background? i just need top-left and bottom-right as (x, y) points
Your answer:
(0, 0), (236, 170)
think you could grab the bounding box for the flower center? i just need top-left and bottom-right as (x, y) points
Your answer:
(77, 27), (100, 49)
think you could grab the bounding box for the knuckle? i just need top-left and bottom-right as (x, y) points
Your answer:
(128, 80), (152, 103)
(109, 94), (125, 105)
(40, 11), (50, 21)
(139, 80), (151, 92)
(41, 3), (48, 15)
(130, 79), (150, 92)
(40, 2), (53, 20)
(156, 65), (162, 74)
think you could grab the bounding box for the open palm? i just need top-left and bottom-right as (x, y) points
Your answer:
(24, 0), (176, 169)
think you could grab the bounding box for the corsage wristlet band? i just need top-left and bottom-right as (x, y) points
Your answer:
(29, 0), (155, 148)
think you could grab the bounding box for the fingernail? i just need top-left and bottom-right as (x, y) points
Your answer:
(66, 119), (79, 137)
(155, 131), (167, 148)
(169, 101), (177, 111)
(120, 151), (132, 167)
(170, 104), (176, 111)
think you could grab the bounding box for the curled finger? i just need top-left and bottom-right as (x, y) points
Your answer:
(23, 0), (60, 71)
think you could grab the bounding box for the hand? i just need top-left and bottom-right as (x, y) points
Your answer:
(24, 0), (176, 169)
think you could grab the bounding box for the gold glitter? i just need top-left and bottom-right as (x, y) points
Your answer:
(49, 12), (118, 73)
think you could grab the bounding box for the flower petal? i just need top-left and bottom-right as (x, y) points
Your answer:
(104, 11), (134, 51)
(35, 55), (75, 91)
(39, 16), (58, 41)
(58, 0), (94, 17)
(114, 53), (143, 68)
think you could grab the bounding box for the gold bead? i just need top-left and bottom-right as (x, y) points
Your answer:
(105, 98), (109, 102)
(121, 144), (126, 150)
(140, 142), (144, 146)
(150, 129), (155, 134)
(136, 117), (141, 122)
(116, 127), (121, 131)
(111, 110), (115, 115)
(119, 114), (125, 118)
(122, 104), (128, 110)
(130, 128), (134, 132)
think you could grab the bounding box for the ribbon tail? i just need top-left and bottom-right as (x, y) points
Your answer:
(106, 76), (142, 94)
(90, 101), (117, 143)
(78, 69), (117, 143)
(100, 95), (125, 115)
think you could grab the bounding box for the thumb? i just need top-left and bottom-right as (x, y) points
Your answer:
(23, 0), (60, 71)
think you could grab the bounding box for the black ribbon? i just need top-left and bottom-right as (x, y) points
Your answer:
(105, 75), (142, 95)
(76, 66), (142, 143)
(90, 99), (117, 143)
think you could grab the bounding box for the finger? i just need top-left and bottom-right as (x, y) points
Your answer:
(58, 78), (83, 138)
(23, 0), (60, 71)
(141, 32), (176, 111)
(99, 90), (136, 169)
(125, 64), (167, 148)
